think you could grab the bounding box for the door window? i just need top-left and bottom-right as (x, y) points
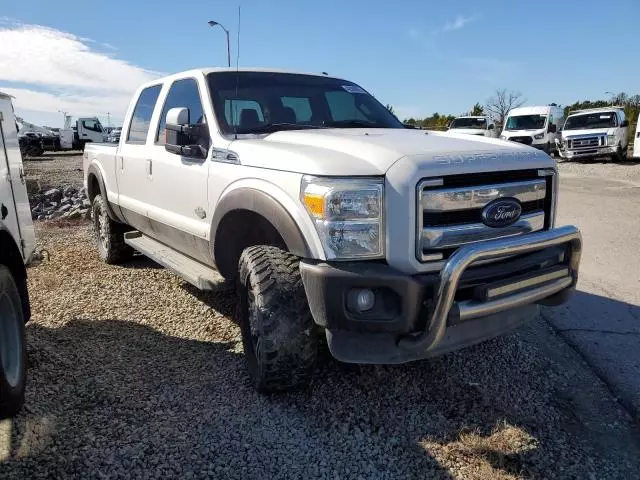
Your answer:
(82, 119), (103, 132)
(127, 85), (162, 144)
(156, 79), (206, 144)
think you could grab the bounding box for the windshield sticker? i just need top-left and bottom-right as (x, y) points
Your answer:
(342, 85), (367, 94)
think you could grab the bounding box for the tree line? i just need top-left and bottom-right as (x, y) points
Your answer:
(398, 90), (640, 131)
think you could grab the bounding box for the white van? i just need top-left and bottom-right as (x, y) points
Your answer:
(500, 105), (565, 154)
(634, 113), (640, 159)
(0, 91), (35, 418)
(558, 107), (629, 162)
(448, 116), (497, 137)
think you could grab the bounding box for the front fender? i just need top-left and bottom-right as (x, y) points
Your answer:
(210, 179), (325, 262)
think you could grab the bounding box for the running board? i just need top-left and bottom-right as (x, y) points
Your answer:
(124, 231), (224, 291)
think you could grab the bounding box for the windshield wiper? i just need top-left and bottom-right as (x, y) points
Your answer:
(236, 123), (324, 134)
(322, 119), (380, 128)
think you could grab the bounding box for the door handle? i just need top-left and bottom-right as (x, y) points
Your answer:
(1, 203), (7, 220)
(119, 156), (124, 170)
(146, 159), (152, 176)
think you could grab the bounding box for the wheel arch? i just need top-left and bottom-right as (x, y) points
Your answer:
(0, 227), (30, 323)
(86, 163), (126, 223)
(210, 187), (316, 279)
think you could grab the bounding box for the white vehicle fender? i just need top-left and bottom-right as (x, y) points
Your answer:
(210, 177), (326, 266)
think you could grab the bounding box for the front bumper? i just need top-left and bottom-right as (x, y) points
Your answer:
(300, 226), (582, 364)
(559, 146), (615, 159)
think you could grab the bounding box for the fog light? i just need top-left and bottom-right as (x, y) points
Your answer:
(355, 288), (375, 312)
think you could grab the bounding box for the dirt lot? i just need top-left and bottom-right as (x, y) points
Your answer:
(0, 153), (639, 479)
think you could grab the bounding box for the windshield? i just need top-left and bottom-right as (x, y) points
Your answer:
(564, 112), (618, 130)
(505, 114), (547, 131)
(450, 117), (487, 129)
(207, 72), (404, 135)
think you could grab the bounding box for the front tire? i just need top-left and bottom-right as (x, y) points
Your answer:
(91, 194), (133, 264)
(612, 145), (625, 163)
(0, 266), (27, 419)
(237, 246), (317, 392)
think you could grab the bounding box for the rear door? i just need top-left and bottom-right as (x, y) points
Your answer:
(116, 84), (162, 234)
(144, 76), (211, 264)
(0, 97), (35, 260)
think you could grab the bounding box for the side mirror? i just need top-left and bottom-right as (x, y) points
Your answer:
(488, 124), (495, 130)
(620, 119), (629, 127)
(165, 107), (209, 159)
(548, 123), (557, 133)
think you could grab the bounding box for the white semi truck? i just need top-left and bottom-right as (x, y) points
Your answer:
(83, 68), (582, 392)
(0, 92), (36, 417)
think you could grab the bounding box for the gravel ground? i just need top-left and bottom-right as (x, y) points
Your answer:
(0, 224), (638, 479)
(22, 152), (84, 193)
(557, 156), (640, 184)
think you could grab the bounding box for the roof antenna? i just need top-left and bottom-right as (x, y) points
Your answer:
(233, 5), (241, 140)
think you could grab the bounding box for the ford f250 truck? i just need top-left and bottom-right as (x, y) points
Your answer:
(1, 92), (36, 417)
(83, 68), (582, 392)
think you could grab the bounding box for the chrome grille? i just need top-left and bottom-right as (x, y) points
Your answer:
(416, 172), (551, 262)
(568, 135), (605, 149)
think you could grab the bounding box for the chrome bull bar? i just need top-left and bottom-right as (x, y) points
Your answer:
(398, 225), (582, 351)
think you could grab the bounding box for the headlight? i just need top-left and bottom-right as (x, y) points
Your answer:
(607, 135), (616, 146)
(534, 133), (545, 140)
(500, 135), (507, 140)
(301, 176), (384, 259)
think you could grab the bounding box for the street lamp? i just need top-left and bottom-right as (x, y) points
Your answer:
(207, 20), (231, 67)
(605, 91), (615, 105)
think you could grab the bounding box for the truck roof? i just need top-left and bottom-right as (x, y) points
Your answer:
(138, 67), (347, 90)
(569, 106), (625, 115)
(508, 105), (560, 116)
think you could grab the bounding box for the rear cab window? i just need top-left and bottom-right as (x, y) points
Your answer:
(126, 85), (162, 144)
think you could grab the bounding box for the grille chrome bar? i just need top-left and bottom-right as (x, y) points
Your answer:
(421, 211), (544, 250)
(422, 179), (546, 212)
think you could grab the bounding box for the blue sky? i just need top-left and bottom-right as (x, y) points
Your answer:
(2, 0), (639, 126)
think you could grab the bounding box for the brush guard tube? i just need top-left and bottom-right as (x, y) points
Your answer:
(398, 225), (582, 352)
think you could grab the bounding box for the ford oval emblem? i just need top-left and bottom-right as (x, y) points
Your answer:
(481, 198), (522, 228)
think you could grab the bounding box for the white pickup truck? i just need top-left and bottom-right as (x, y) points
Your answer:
(1, 92), (36, 417)
(83, 68), (582, 392)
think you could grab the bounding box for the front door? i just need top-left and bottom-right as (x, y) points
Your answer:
(145, 77), (211, 265)
(116, 84), (163, 235)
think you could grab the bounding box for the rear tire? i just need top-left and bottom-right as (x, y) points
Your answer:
(91, 194), (133, 264)
(0, 266), (27, 419)
(237, 246), (317, 392)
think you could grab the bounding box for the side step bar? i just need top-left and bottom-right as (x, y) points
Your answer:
(124, 231), (224, 291)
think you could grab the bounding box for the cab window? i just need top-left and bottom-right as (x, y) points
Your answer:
(127, 85), (162, 144)
(156, 78), (206, 144)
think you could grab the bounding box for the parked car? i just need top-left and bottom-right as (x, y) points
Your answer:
(0, 92), (36, 418)
(448, 116), (497, 137)
(106, 126), (122, 143)
(500, 105), (565, 154)
(83, 68), (582, 392)
(557, 107), (629, 162)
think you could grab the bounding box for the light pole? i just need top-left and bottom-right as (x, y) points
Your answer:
(207, 20), (231, 67)
(605, 91), (615, 105)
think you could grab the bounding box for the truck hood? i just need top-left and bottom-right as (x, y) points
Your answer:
(229, 128), (551, 176)
(447, 128), (486, 136)
(561, 127), (614, 139)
